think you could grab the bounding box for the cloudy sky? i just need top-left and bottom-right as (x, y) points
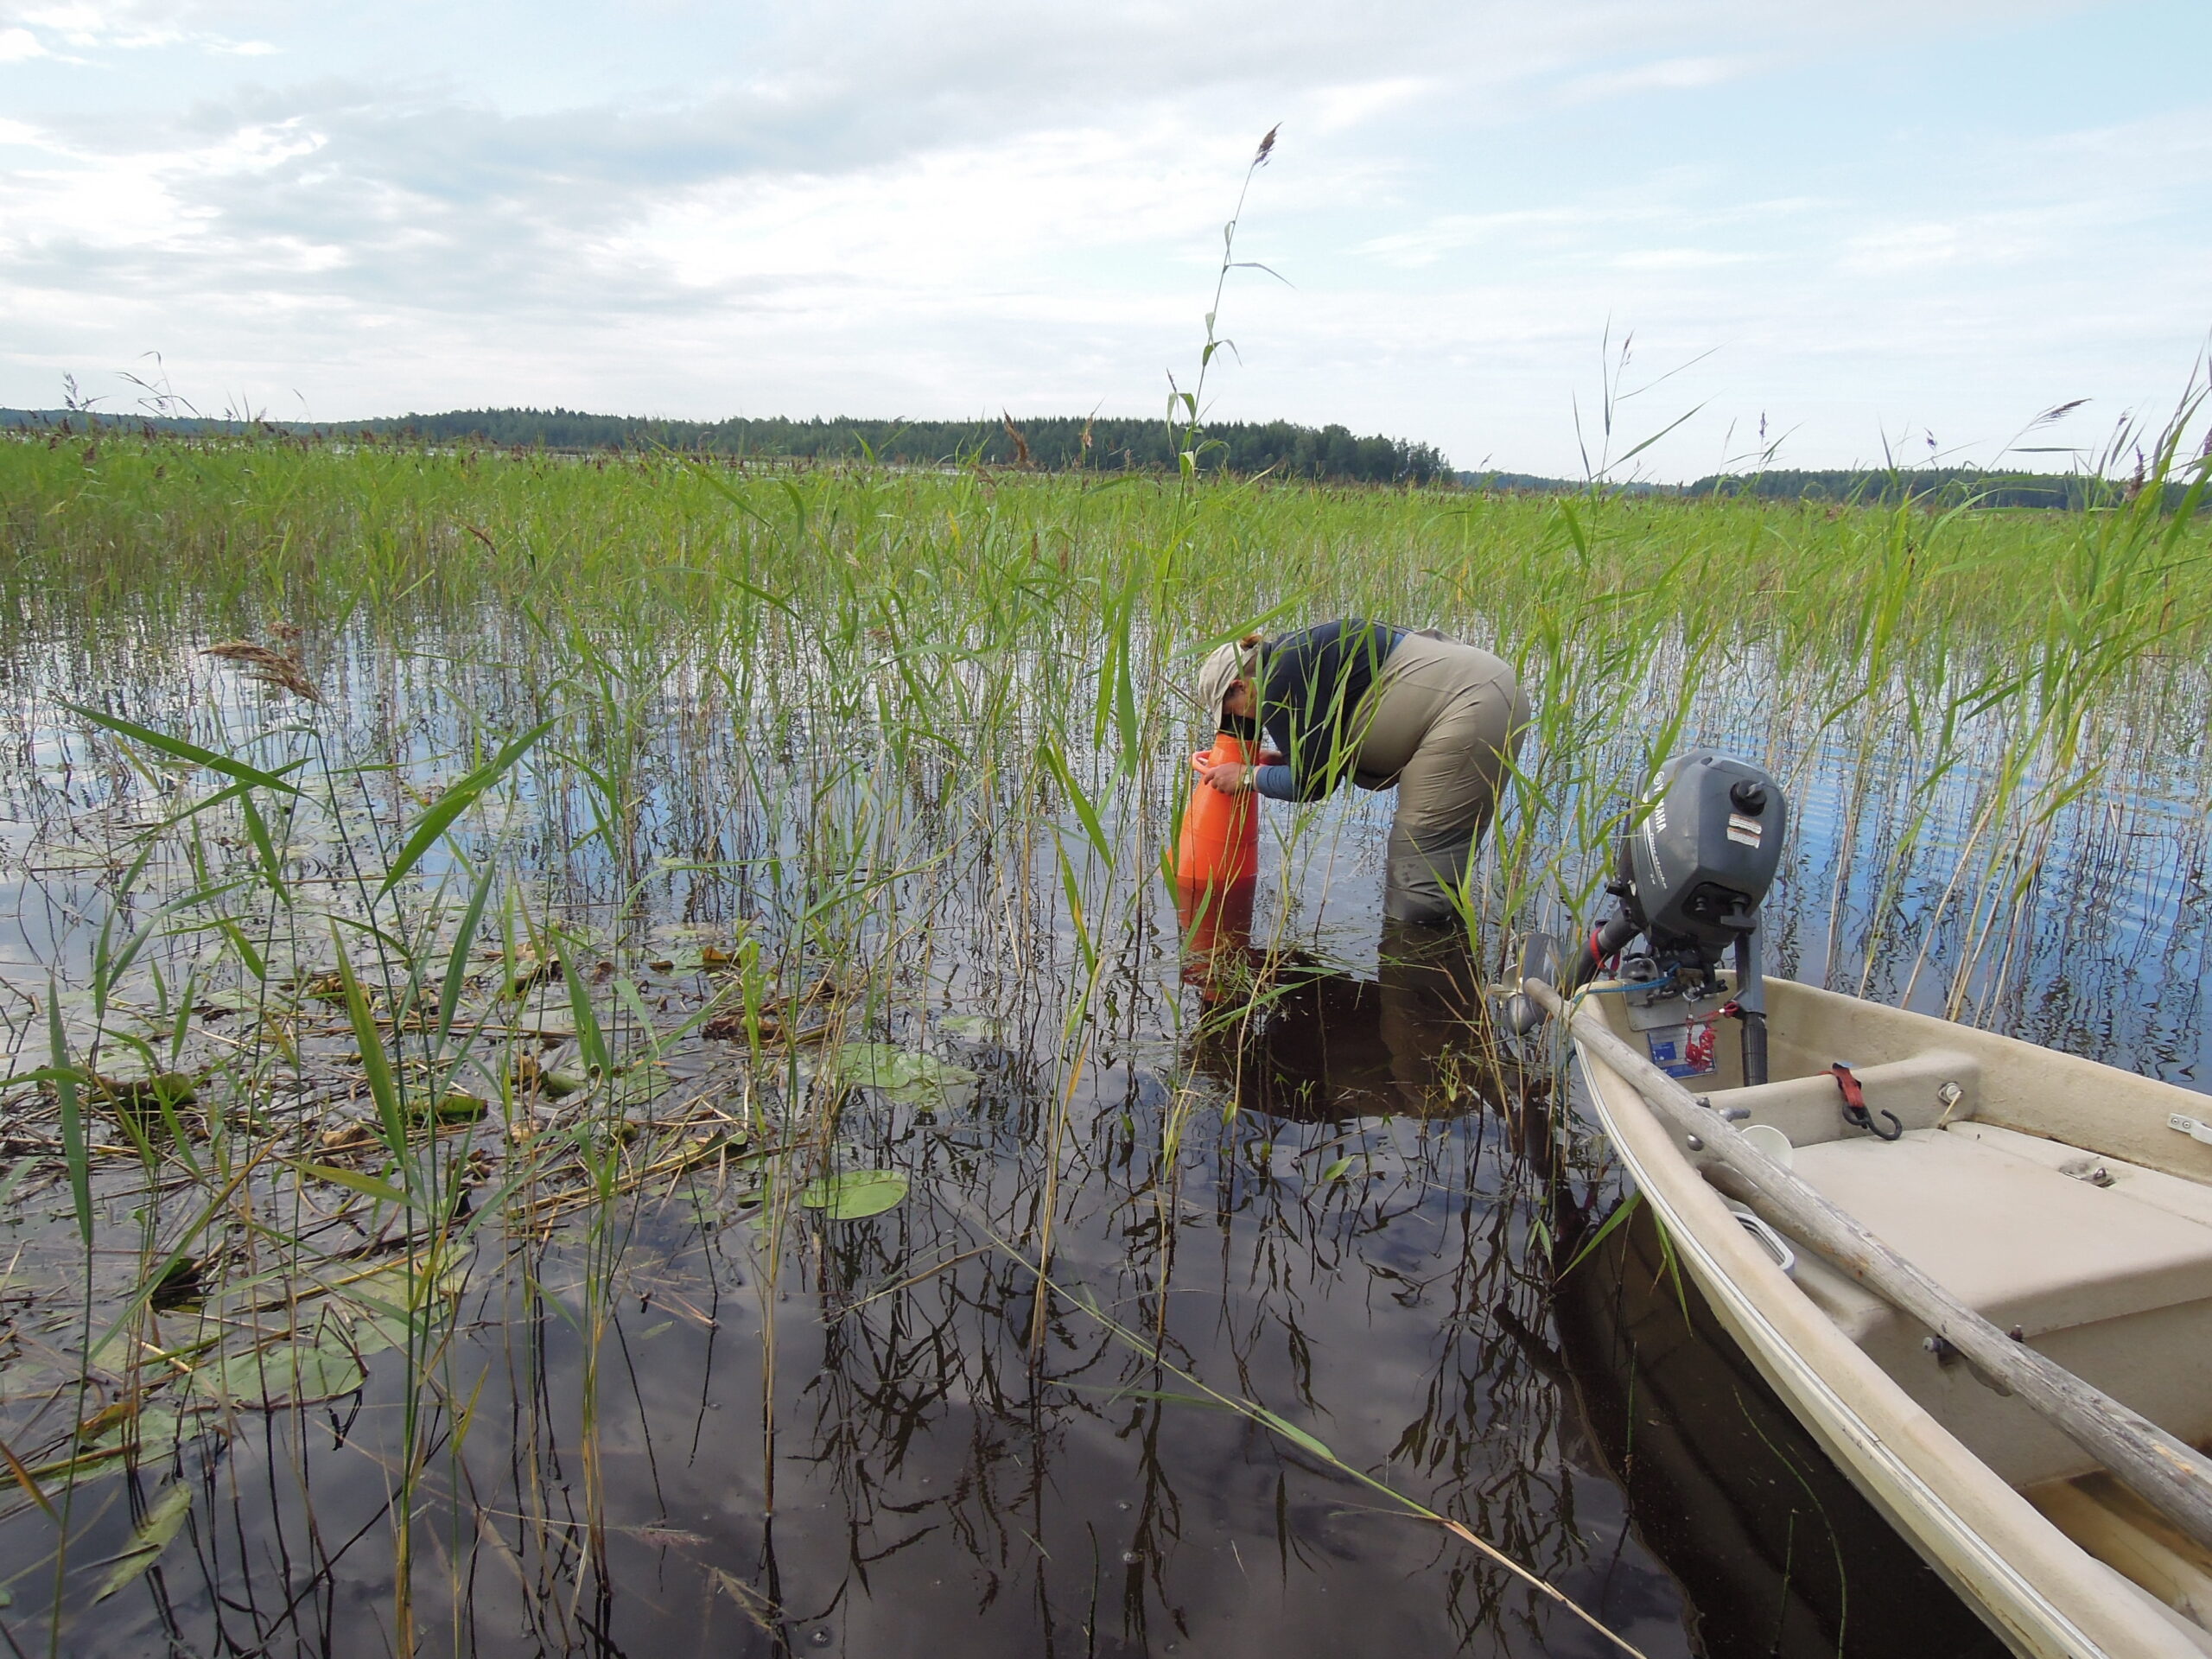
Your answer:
(2, 0), (2206, 477)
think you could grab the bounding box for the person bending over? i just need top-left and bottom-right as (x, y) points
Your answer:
(1190, 619), (1529, 925)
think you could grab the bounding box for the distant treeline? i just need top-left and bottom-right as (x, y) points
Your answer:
(1681, 467), (2126, 509)
(1457, 470), (1590, 494)
(1460, 465), (2176, 511)
(8, 406), (2178, 505)
(0, 405), (1452, 484)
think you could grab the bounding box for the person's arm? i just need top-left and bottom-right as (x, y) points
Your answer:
(1200, 740), (1328, 800)
(1198, 736), (1291, 798)
(1242, 756), (1339, 801)
(1198, 759), (1307, 799)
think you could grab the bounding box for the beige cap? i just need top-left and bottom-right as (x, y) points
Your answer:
(1191, 636), (1260, 731)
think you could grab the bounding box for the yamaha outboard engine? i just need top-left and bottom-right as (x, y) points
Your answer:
(1506, 750), (1788, 1085)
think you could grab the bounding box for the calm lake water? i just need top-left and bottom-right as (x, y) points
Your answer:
(0, 612), (2202, 1657)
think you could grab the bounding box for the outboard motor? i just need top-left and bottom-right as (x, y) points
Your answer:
(1506, 750), (1788, 1085)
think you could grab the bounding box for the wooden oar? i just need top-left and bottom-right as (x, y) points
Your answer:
(1523, 975), (2212, 1559)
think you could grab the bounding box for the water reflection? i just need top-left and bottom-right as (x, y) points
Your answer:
(1185, 917), (1503, 1122)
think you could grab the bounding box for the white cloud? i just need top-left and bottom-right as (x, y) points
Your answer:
(0, 0), (2201, 478)
(0, 24), (44, 58)
(2, 0), (275, 54)
(1612, 247), (1755, 270)
(1561, 54), (1758, 102)
(1311, 77), (1440, 135)
(1354, 207), (1633, 267)
(1841, 222), (1975, 274)
(1837, 200), (2114, 276)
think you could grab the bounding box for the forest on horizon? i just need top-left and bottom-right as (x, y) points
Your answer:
(2, 404), (2156, 507)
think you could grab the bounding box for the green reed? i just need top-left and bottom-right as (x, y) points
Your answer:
(0, 401), (2205, 1651)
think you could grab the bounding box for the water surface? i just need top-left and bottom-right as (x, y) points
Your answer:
(0, 602), (2202, 1658)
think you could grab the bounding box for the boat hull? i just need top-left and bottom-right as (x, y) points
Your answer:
(1570, 976), (2212, 1659)
(1549, 1191), (2009, 1657)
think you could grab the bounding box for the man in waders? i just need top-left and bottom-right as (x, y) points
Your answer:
(1191, 620), (1529, 925)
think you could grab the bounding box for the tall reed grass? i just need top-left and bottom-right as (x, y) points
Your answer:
(0, 408), (2204, 1654)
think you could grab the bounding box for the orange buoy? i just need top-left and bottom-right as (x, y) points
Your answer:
(1173, 731), (1261, 887)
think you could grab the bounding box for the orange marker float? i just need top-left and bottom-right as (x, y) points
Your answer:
(1173, 731), (1261, 998)
(1173, 730), (1260, 887)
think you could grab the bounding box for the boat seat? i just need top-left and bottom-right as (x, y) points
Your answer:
(1788, 1124), (2212, 1339)
(1715, 1048), (1980, 1148)
(2027, 1471), (2212, 1638)
(1944, 1122), (2212, 1235)
(1777, 1122), (2212, 1485)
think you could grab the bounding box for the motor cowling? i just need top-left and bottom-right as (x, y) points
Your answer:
(1614, 750), (1787, 955)
(1503, 749), (1788, 1086)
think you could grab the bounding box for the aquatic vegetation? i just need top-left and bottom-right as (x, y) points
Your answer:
(0, 418), (2204, 1655)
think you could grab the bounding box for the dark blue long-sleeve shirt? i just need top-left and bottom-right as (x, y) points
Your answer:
(1229, 620), (1404, 802)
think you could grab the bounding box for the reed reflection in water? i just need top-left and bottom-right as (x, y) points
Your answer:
(5, 906), (1719, 1656)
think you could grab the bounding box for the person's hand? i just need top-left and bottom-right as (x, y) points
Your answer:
(1257, 748), (1286, 767)
(1200, 761), (1252, 796)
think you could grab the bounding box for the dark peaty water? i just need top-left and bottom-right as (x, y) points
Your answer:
(6, 917), (2012, 1658)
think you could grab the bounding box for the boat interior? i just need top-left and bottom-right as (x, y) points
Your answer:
(1595, 976), (2212, 1639)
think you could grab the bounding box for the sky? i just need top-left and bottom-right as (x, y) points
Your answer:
(1, 0), (2207, 480)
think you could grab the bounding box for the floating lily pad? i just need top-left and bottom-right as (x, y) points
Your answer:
(934, 1014), (1000, 1044)
(798, 1170), (908, 1220)
(405, 1090), (487, 1126)
(79, 1402), (205, 1467)
(92, 1478), (194, 1602)
(321, 1258), (467, 1358)
(830, 1043), (978, 1106)
(329, 1308), (413, 1362)
(191, 1334), (366, 1407)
